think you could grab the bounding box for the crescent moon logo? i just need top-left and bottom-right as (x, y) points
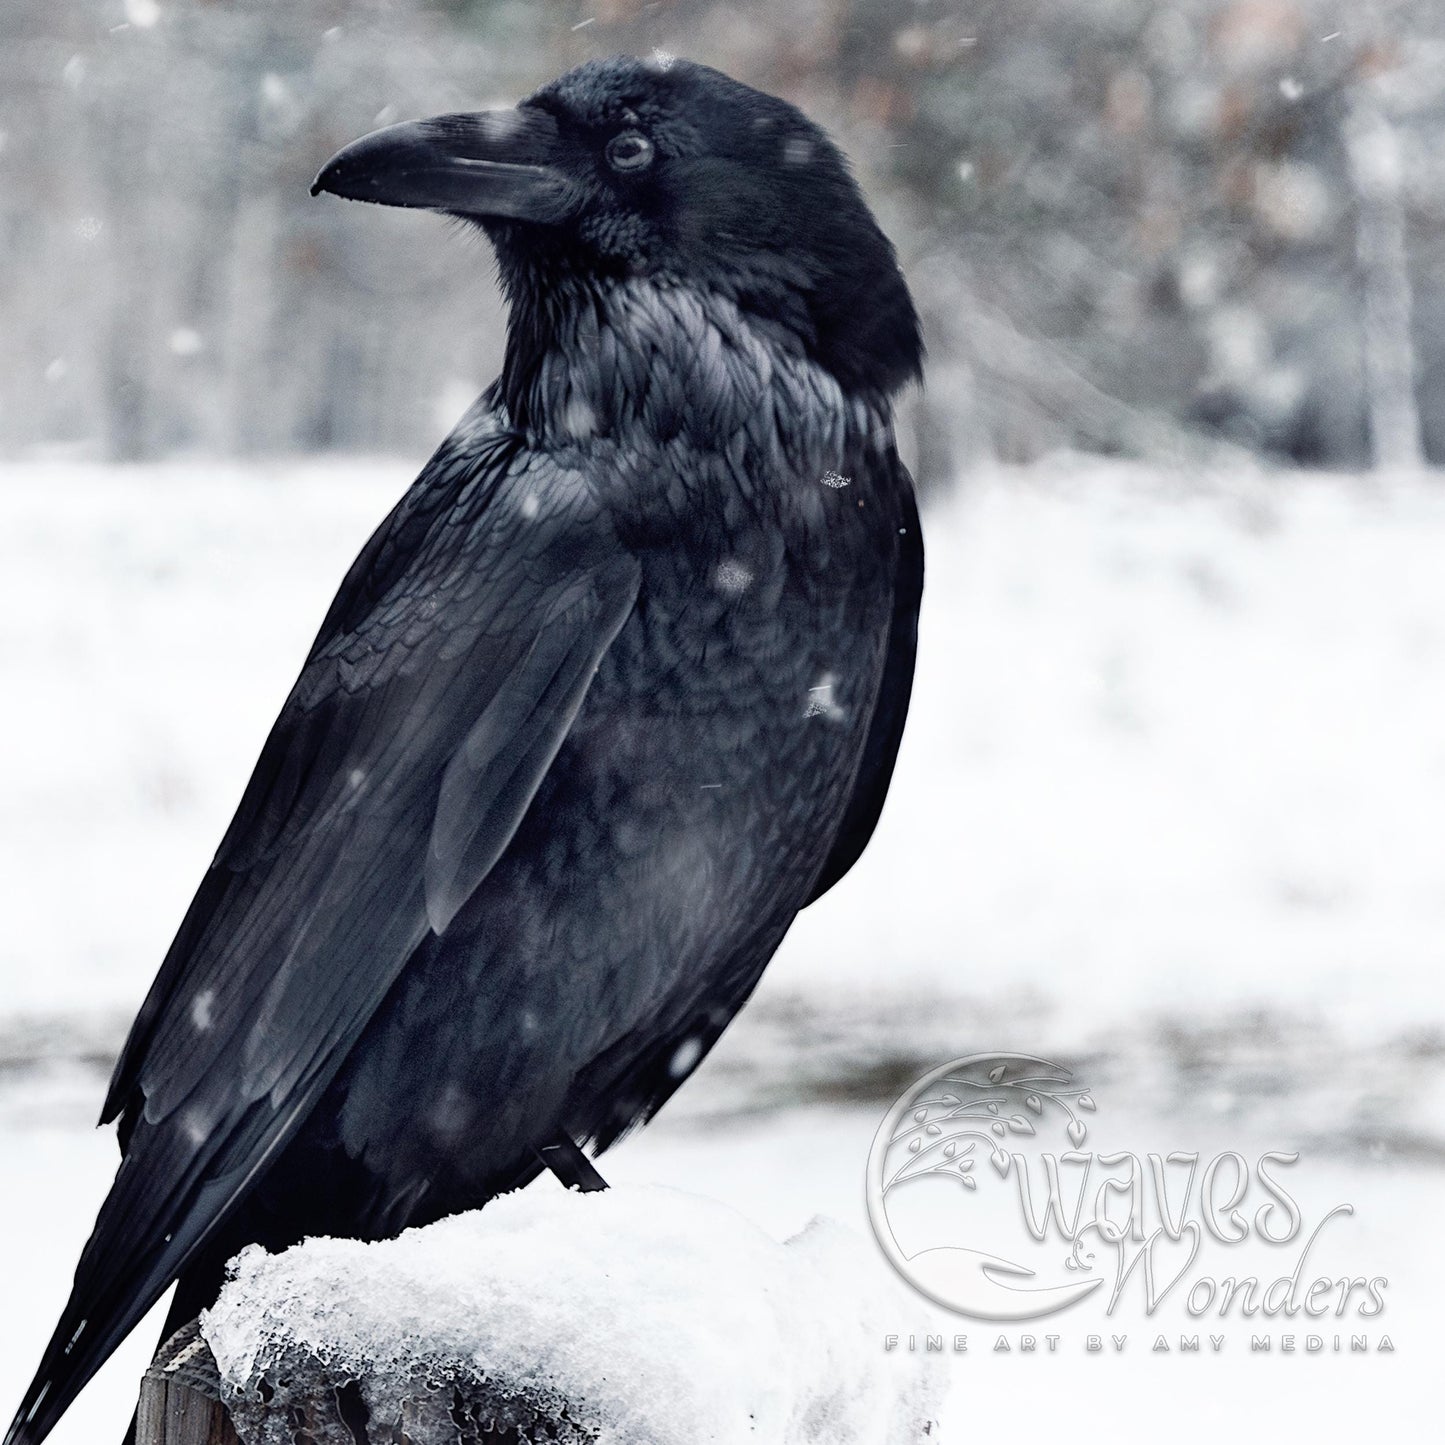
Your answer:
(865, 1052), (1103, 1321)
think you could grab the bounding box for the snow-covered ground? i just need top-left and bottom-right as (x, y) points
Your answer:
(0, 1104), (1433, 1444)
(1, 456), (1441, 1441)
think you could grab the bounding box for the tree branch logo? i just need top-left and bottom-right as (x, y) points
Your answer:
(867, 1053), (1104, 1320)
(866, 1053), (1390, 1334)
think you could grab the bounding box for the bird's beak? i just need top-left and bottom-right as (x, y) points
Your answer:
(310, 107), (577, 224)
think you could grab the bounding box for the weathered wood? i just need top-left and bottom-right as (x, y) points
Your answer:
(137, 1320), (598, 1445)
(138, 1324), (238, 1445)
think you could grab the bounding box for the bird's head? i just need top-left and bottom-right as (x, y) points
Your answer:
(312, 56), (922, 405)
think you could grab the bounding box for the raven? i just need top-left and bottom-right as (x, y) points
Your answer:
(6, 54), (922, 1445)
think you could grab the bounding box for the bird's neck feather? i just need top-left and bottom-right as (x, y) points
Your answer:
(499, 273), (892, 470)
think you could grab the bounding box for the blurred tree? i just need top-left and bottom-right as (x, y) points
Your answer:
(0, 0), (1439, 473)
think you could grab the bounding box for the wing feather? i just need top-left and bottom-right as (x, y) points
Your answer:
(5, 435), (639, 1445)
(806, 454), (923, 904)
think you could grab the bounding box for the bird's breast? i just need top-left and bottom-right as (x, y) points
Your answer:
(554, 468), (895, 888)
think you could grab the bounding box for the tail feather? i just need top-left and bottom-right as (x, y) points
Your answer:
(4, 1166), (220, 1445)
(3, 1091), (307, 1445)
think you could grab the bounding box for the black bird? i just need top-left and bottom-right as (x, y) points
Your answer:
(6, 54), (922, 1445)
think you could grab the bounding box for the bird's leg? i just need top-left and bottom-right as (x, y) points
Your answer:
(535, 1131), (609, 1192)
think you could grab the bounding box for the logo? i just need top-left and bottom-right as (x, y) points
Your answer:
(866, 1052), (1390, 1335)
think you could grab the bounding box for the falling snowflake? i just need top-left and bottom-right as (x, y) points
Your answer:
(561, 394), (598, 441)
(804, 673), (846, 722)
(668, 1037), (703, 1078)
(190, 990), (215, 1031)
(713, 559), (754, 594)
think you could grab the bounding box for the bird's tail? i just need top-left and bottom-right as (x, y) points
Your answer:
(1, 1175), (204, 1445)
(3, 1101), (280, 1445)
(3, 1242), (168, 1445)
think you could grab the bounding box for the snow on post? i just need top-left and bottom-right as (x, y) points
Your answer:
(196, 1185), (941, 1445)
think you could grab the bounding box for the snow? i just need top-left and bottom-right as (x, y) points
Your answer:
(123, 0), (162, 30)
(0, 1106), (1435, 1445)
(0, 459), (406, 1021)
(4, 455), (1443, 1051)
(0, 454), (1441, 1445)
(201, 1186), (940, 1445)
(779, 459), (1445, 1047)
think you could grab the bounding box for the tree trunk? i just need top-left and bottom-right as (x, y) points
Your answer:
(1346, 86), (1425, 472)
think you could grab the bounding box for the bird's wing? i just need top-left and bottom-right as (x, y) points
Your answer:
(805, 456), (923, 904)
(6, 433), (639, 1445)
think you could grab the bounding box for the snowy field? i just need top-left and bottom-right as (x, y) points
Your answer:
(0, 456), (1441, 1439)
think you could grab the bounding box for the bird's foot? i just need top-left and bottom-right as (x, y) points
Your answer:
(535, 1132), (609, 1192)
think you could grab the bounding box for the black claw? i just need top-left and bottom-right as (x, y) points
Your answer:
(535, 1132), (609, 1192)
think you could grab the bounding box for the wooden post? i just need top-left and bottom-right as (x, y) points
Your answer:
(136, 1320), (600, 1445)
(137, 1324), (237, 1445)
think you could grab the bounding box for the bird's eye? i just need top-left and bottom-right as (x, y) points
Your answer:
(606, 130), (654, 173)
